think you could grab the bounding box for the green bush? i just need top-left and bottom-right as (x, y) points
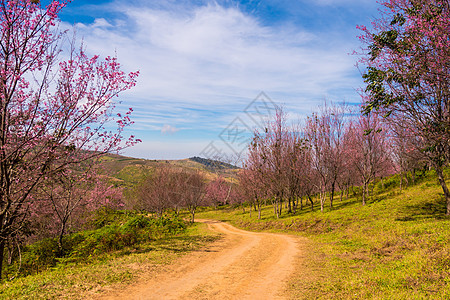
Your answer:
(14, 238), (60, 276)
(4, 211), (188, 279)
(89, 208), (130, 229)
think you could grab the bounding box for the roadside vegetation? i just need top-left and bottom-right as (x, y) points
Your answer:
(198, 169), (450, 299)
(0, 210), (219, 299)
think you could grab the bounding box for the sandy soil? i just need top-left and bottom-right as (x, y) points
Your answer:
(94, 220), (301, 300)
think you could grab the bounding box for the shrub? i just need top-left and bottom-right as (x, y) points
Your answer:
(4, 211), (189, 279)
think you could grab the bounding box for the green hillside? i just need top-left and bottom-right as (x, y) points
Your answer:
(99, 154), (239, 187)
(197, 170), (450, 299)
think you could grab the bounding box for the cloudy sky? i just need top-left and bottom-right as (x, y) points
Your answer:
(56, 0), (380, 162)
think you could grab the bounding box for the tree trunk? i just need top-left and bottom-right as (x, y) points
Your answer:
(190, 209), (195, 223)
(320, 192), (325, 212)
(0, 240), (4, 281)
(330, 182), (335, 208)
(57, 218), (68, 256)
(362, 182), (367, 206)
(399, 173), (403, 192)
(308, 195), (314, 211)
(7, 242), (13, 265)
(258, 203), (261, 220)
(434, 165), (450, 215)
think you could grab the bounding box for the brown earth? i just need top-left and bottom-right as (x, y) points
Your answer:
(94, 220), (302, 300)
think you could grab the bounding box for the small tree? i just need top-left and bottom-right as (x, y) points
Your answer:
(346, 112), (392, 205)
(205, 176), (231, 209)
(180, 170), (206, 223)
(37, 167), (123, 254)
(137, 167), (172, 216)
(251, 108), (290, 218)
(304, 112), (331, 212)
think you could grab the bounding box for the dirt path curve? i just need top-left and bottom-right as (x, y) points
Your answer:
(96, 219), (300, 300)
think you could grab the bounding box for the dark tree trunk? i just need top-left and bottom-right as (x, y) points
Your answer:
(434, 165), (450, 215)
(0, 240), (4, 281)
(330, 182), (335, 208)
(190, 209), (195, 223)
(307, 195), (314, 211)
(58, 232), (64, 256)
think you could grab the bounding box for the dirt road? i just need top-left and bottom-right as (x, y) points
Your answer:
(97, 220), (300, 300)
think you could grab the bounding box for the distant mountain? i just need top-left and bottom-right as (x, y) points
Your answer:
(189, 156), (240, 171)
(98, 154), (240, 188)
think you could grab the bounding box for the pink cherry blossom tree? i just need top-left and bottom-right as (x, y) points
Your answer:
(250, 107), (291, 218)
(36, 167), (123, 254)
(205, 176), (232, 209)
(345, 111), (392, 205)
(389, 119), (426, 190)
(358, 0), (450, 213)
(181, 170), (207, 223)
(0, 0), (138, 278)
(304, 102), (348, 211)
(304, 112), (331, 212)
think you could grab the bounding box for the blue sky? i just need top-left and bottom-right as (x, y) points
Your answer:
(56, 0), (379, 162)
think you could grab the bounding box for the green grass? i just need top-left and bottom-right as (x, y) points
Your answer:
(197, 173), (450, 299)
(0, 218), (220, 300)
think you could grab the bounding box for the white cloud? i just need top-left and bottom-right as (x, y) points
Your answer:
(63, 1), (366, 159)
(161, 124), (180, 135)
(69, 2), (360, 105)
(122, 140), (205, 160)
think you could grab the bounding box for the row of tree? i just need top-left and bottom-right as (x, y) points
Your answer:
(238, 0), (450, 218)
(238, 103), (427, 219)
(131, 166), (238, 223)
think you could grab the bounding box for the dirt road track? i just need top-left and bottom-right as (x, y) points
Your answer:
(95, 219), (301, 300)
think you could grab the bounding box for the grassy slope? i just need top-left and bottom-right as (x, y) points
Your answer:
(0, 222), (220, 300)
(99, 154), (239, 187)
(197, 173), (450, 299)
